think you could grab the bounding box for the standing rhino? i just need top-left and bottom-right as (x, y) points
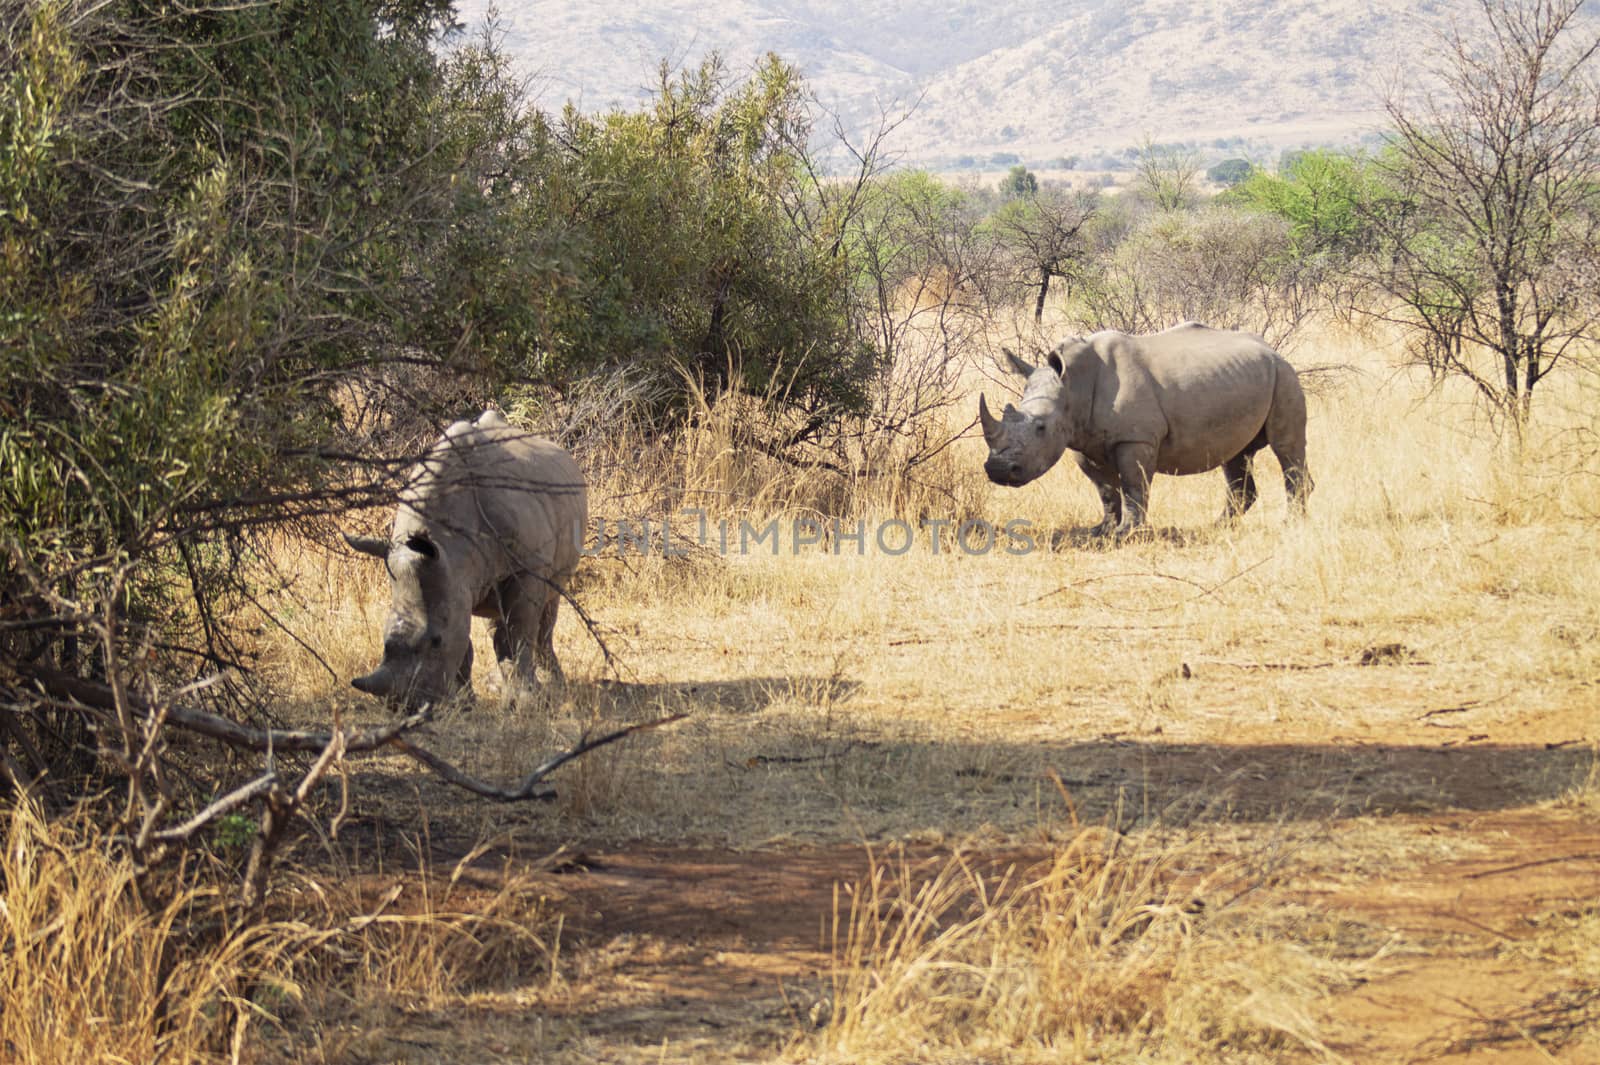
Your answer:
(979, 323), (1311, 536)
(345, 410), (587, 708)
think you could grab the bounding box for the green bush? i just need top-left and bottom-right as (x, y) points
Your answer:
(527, 56), (876, 418)
(1228, 148), (1377, 257)
(1, 1), (459, 646)
(1206, 158), (1254, 186)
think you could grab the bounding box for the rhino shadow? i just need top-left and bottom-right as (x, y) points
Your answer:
(1046, 524), (1215, 551)
(592, 675), (861, 717)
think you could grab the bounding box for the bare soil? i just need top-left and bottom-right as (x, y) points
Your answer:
(302, 699), (1597, 1064)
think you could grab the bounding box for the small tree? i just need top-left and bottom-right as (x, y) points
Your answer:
(1134, 138), (1203, 211)
(1232, 149), (1376, 258)
(1375, 0), (1600, 428)
(989, 187), (1098, 321)
(1206, 158), (1254, 186)
(999, 164), (1038, 198)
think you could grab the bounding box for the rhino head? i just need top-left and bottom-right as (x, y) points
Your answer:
(345, 531), (473, 710)
(979, 348), (1073, 487)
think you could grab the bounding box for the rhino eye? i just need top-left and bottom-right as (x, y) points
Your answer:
(429, 635), (442, 648)
(405, 534), (438, 559)
(1034, 423), (1045, 434)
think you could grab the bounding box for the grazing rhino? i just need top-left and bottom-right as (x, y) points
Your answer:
(979, 323), (1311, 536)
(345, 410), (587, 708)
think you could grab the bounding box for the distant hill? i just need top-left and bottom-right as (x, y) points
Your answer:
(452, 1), (1593, 169)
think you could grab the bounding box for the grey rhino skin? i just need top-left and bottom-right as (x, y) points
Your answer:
(345, 410), (587, 708)
(979, 322), (1311, 536)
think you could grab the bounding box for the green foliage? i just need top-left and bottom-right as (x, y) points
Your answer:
(1206, 158), (1253, 186)
(845, 169), (992, 310)
(1230, 149), (1378, 257)
(516, 54), (874, 416)
(214, 813), (257, 852)
(998, 164), (1038, 199)
(1, 0), (454, 605)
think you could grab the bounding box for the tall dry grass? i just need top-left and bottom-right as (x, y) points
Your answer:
(0, 800), (297, 1065)
(268, 841), (565, 1063)
(0, 796), (564, 1064)
(818, 821), (1347, 1064)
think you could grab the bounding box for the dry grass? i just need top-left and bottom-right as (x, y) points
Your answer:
(0, 797), (564, 1064)
(263, 840), (565, 1063)
(818, 822), (1350, 1064)
(0, 800), (296, 1065)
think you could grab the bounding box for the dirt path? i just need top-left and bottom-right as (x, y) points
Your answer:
(1318, 809), (1600, 1064)
(496, 804), (1595, 1064)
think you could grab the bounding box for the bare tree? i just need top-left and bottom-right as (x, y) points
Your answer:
(1374, 0), (1600, 429)
(1134, 137), (1204, 212)
(991, 186), (1098, 322)
(1080, 207), (1323, 352)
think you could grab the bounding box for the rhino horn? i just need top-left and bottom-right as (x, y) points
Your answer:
(351, 665), (394, 697)
(1003, 348), (1037, 377)
(343, 532), (390, 558)
(978, 393), (1001, 445)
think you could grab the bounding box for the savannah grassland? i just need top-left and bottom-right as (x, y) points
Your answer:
(198, 319), (1600, 1065)
(8, 319), (1597, 1065)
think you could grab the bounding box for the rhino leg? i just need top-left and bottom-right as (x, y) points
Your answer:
(1111, 442), (1157, 537)
(456, 640), (475, 696)
(1265, 361), (1313, 515)
(491, 583), (558, 693)
(1284, 462), (1313, 513)
(1273, 438), (1313, 515)
(1220, 452), (1259, 521)
(1071, 453), (1123, 536)
(490, 610), (537, 691)
(534, 594), (563, 682)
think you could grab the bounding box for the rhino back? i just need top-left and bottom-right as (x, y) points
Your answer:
(484, 435), (587, 580)
(1095, 327), (1285, 476)
(394, 423), (587, 589)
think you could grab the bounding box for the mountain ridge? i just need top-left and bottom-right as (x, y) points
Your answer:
(454, 1), (1593, 168)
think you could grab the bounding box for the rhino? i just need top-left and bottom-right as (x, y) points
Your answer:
(344, 410), (587, 709)
(978, 323), (1311, 536)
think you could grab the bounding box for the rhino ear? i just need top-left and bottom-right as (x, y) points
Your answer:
(1003, 348), (1037, 378)
(343, 532), (390, 558)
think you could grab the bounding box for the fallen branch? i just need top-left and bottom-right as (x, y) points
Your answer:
(1026, 557), (1271, 612)
(25, 665), (431, 753)
(149, 772), (280, 844)
(21, 664), (686, 804)
(390, 713), (689, 802)
(1462, 852), (1600, 880)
